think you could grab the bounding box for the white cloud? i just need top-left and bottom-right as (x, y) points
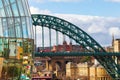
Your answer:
(88, 24), (106, 33)
(109, 27), (120, 36)
(106, 0), (120, 2)
(53, 14), (120, 34)
(30, 6), (51, 14)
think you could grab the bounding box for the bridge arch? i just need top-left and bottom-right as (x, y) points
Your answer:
(32, 14), (104, 52)
(32, 14), (120, 79)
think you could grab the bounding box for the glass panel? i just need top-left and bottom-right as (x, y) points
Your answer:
(0, 38), (3, 56)
(17, 0), (25, 16)
(11, 3), (19, 16)
(5, 6), (12, 17)
(8, 18), (15, 37)
(15, 18), (22, 38)
(28, 39), (34, 53)
(0, 19), (3, 36)
(21, 0), (28, 16)
(4, 0), (9, 6)
(9, 39), (17, 58)
(2, 18), (8, 37)
(22, 17), (28, 38)
(0, 0), (3, 8)
(30, 18), (34, 39)
(10, 0), (15, 3)
(26, 17), (31, 38)
(3, 38), (9, 58)
(0, 8), (6, 17)
(23, 39), (28, 54)
(24, 0), (31, 16)
(26, 17), (34, 39)
(16, 39), (23, 60)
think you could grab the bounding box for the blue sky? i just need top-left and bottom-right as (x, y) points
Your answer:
(29, 0), (120, 17)
(28, 0), (120, 46)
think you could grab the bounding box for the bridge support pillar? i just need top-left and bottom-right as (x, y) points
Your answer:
(46, 60), (52, 71)
(45, 57), (66, 78)
(46, 60), (49, 70)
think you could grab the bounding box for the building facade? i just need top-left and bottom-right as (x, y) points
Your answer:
(51, 41), (85, 52)
(113, 39), (120, 52)
(66, 62), (112, 80)
(113, 39), (120, 64)
(0, 0), (34, 79)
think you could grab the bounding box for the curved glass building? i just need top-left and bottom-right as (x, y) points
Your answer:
(0, 0), (34, 79)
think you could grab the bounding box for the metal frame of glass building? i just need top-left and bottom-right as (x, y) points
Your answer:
(0, 0), (34, 79)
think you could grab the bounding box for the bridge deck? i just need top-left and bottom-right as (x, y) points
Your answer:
(35, 52), (120, 57)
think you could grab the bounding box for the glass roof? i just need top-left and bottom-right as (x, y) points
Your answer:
(0, 0), (31, 17)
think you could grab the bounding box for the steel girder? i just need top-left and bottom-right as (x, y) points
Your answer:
(31, 14), (120, 79)
(35, 52), (120, 57)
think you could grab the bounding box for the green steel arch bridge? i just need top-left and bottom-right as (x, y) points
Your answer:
(31, 14), (120, 80)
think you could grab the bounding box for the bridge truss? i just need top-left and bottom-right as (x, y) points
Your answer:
(32, 14), (120, 79)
